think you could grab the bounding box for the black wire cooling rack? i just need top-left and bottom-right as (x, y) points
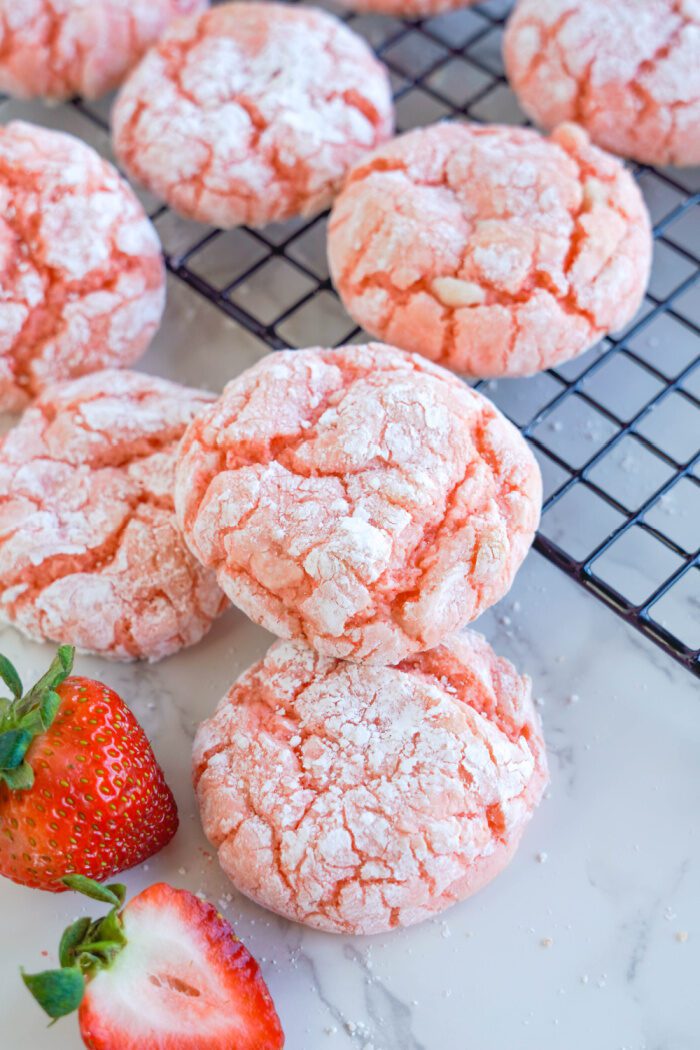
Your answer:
(4, 0), (699, 674)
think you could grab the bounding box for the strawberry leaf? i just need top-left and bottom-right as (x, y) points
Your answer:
(59, 918), (92, 969)
(62, 874), (125, 907)
(22, 967), (85, 1021)
(23, 646), (74, 711)
(0, 646), (75, 792)
(0, 655), (22, 700)
(93, 911), (127, 953)
(1, 762), (34, 790)
(39, 690), (61, 731)
(104, 882), (127, 907)
(0, 728), (32, 770)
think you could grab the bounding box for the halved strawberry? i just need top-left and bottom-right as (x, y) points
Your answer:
(23, 876), (285, 1050)
(0, 646), (178, 890)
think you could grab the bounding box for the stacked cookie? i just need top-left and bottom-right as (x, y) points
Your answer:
(179, 343), (548, 934)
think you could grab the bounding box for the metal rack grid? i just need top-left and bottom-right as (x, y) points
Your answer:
(6, 0), (698, 673)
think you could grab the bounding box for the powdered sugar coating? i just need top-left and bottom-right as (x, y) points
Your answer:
(328, 122), (651, 378)
(0, 121), (166, 412)
(175, 344), (541, 664)
(194, 631), (548, 935)
(504, 0), (700, 167)
(0, 370), (227, 661)
(0, 0), (207, 101)
(111, 2), (394, 229)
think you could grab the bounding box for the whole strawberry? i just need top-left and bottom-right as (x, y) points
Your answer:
(22, 875), (285, 1050)
(0, 646), (178, 890)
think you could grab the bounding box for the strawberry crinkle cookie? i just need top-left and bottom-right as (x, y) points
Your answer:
(504, 0), (700, 168)
(328, 121), (652, 378)
(175, 344), (542, 664)
(0, 0), (208, 102)
(194, 631), (548, 935)
(111, 2), (394, 229)
(0, 121), (166, 413)
(0, 370), (227, 661)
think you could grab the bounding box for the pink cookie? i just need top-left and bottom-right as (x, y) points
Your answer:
(112, 2), (394, 229)
(0, 0), (208, 101)
(194, 631), (548, 935)
(504, 0), (700, 167)
(175, 344), (541, 664)
(0, 370), (227, 661)
(328, 121), (652, 378)
(0, 121), (166, 413)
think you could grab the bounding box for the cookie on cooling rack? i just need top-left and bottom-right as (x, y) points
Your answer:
(194, 631), (548, 935)
(0, 0), (208, 101)
(328, 121), (652, 377)
(0, 370), (227, 661)
(175, 343), (541, 664)
(112, 2), (394, 228)
(0, 121), (165, 412)
(504, 0), (700, 168)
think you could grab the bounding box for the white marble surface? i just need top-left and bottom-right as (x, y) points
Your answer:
(1, 548), (697, 1050)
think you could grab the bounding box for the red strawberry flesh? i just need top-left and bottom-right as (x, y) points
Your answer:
(79, 883), (285, 1050)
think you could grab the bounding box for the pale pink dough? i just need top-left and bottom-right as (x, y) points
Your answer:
(0, 370), (227, 661)
(504, 0), (700, 167)
(0, 121), (166, 413)
(111, 2), (394, 229)
(194, 631), (548, 935)
(328, 121), (652, 378)
(0, 0), (208, 101)
(175, 344), (542, 664)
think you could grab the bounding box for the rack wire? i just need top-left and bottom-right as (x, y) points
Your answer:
(3, 0), (698, 675)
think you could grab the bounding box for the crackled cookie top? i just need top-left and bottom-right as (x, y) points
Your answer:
(0, 121), (166, 413)
(175, 344), (541, 664)
(0, 0), (208, 101)
(328, 122), (652, 378)
(111, 2), (394, 229)
(194, 632), (548, 935)
(0, 370), (227, 661)
(504, 0), (700, 167)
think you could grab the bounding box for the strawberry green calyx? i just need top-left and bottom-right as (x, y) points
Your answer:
(22, 875), (128, 1022)
(0, 646), (74, 790)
